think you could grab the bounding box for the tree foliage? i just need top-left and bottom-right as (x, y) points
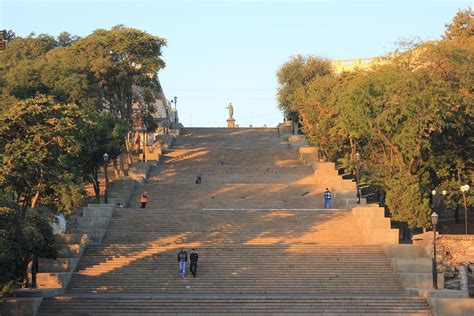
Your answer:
(444, 7), (474, 40)
(0, 26), (167, 292)
(0, 201), (56, 295)
(276, 13), (473, 228)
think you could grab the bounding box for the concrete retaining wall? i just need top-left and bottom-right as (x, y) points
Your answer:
(71, 204), (116, 245)
(351, 204), (399, 244)
(127, 162), (153, 182)
(383, 244), (444, 289)
(429, 297), (474, 316)
(288, 135), (307, 149)
(0, 297), (43, 316)
(298, 146), (318, 166)
(107, 179), (136, 207)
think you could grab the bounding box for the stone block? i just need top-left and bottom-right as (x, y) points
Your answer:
(71, 228), (106, 244)
(398, 272), (444, 289)
(54, 233), (87, 245)
(54, 244), (82, 257)
(76, 216), (110, 228)
(162, 134), (174, 148)
(288, 135), (307, 148)
(407, 288), (469, 299)
(169, 128), (181, 137)
(0, 297), (43, 316)
(298, 146), (318, 164)
(391, 258), (432, 273)
(35, 272), (71, 289)
(38, 258), (78, 272)
(127, 161), (153, 181)
(82, 207), (114, 218)
(364, 228), (399, 244)
(428, 297), (474, 315)
(383, 244), (428, 258)
(362, 216), (391, 229)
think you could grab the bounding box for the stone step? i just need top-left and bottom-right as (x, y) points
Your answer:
(38, 258), (79, 273)
(54, 234), (87, 244)
(38, 295), (430, 315)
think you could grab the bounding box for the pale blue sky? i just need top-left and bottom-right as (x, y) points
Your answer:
(1, 0), (471, 127)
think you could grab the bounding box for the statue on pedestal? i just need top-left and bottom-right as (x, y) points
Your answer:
(226, 102), (234, 120)
(225, 102), (235, 128)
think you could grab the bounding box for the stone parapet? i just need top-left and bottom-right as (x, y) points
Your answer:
(428, 297), (474, 316)
(127, 161), (153, 182)
(107, 179), (136, 207)
(70, 204), (115, 245)
(298, 146), (318, 165)
(288, 135), (307, 149)
(351, 204), (399, 244)
(383, 244), (444, 290)
(0, 297), (43, 316)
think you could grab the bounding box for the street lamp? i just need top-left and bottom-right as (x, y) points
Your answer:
(170, 96), (177, 123)
(103, 153), (109, 204)
(355, 152), (361, 204)
(431, 211), (439, 289)
(141, 125), (147, 163)
(461, 184), (470, 235)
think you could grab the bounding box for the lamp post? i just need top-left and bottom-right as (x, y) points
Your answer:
(170, 96), (177, 123)
(431, 211), (439, 289)
(355, 152), (361, 204)
(103, 153), (109, 204)
(141, 125), (147, 163)
(460, 185), (470, 235)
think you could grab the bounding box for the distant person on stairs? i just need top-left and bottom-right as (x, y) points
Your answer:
(324, 188), (332, 209)
(195, 173), (202, 184)
(190, 248), (199, 277)
(140, 192), (148, 208)
(177, 248), (188, 278)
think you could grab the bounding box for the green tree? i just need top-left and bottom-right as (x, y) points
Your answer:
(444, 7), (474, 40)
(0, 201), (56, 294)
(78, 112), (127, 202)
(0, 95), (88, 215)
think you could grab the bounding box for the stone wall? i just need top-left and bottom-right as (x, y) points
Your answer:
(414, 233), (474, 265)
(438, 235), (474, 265)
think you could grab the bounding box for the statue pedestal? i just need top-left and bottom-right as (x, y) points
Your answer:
(227, 119), (236, 128)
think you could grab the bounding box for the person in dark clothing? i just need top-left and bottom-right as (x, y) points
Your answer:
(195, 173), (202, 184)
(189, 248), (199, 277)
(177, 248), (187, 278)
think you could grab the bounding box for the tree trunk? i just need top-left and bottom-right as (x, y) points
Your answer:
(120, 152), (127, 176)
(113, 158), (120, 178)
(125, 133), (132, 164)
(92, 169), (100, 203)
(31, 190), (41, 209)
(455, 204), (460, 223)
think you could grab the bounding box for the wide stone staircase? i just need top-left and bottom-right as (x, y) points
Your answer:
(38, 128), (431, 314)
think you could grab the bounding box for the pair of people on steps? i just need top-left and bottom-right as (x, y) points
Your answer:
(177, 248), (199, 278)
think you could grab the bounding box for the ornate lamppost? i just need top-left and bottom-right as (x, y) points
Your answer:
(460, 184), (470, 235)
(171, 96), (178, 123)
(103, 153), (109, 204)
(141, 125), (147, 163)
(431, 211), (439, 289)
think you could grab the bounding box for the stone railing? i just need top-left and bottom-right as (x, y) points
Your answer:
(331, 55), (391, 73)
